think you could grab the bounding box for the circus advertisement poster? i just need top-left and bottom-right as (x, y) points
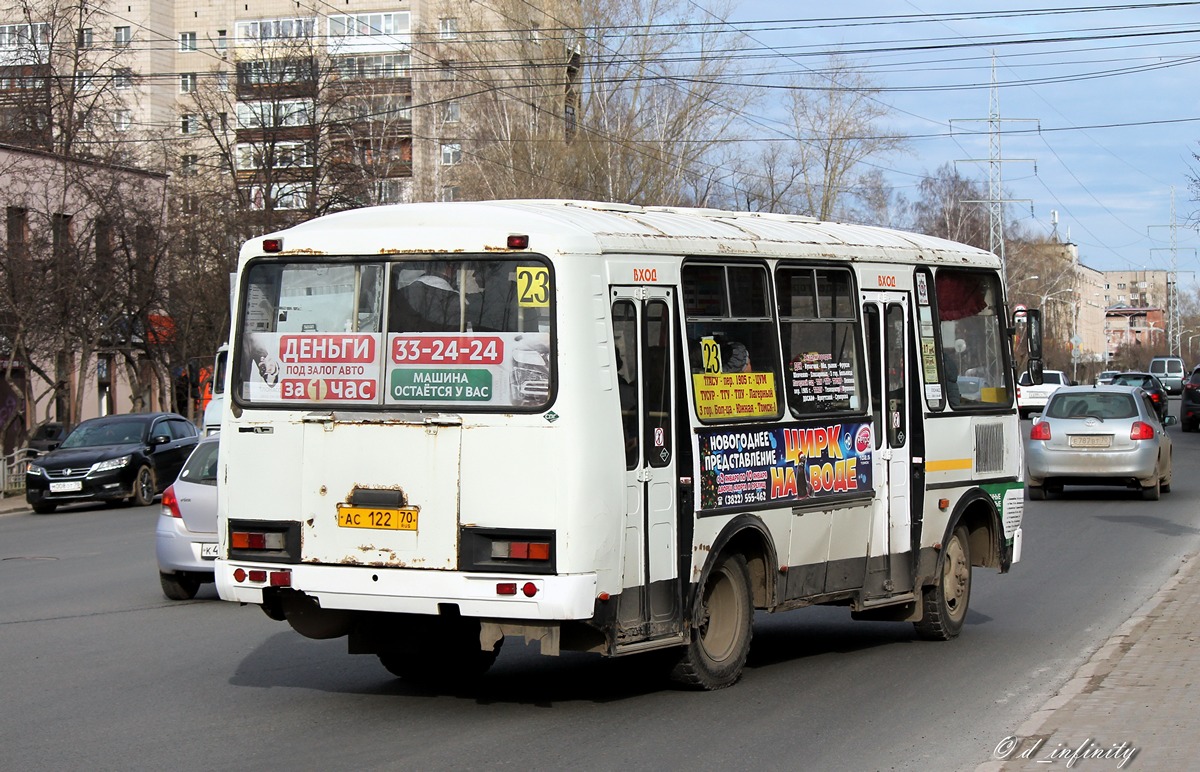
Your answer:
(698, 421), (874, 510)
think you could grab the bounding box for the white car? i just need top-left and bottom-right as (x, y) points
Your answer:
(1017, 369), (1068, 418)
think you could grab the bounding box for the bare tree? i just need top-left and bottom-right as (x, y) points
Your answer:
(732, 55), (907, 220)
(421, 0), (756, 206)
(907, 163), (990, 248)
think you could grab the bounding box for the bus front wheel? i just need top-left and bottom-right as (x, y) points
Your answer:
(671, 552), (753, 690)
(914, 525), (971, 641)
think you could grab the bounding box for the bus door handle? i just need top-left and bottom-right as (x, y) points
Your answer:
(637, 469), (653, 483)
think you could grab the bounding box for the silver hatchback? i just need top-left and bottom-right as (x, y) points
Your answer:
(155, 434), (219, 599)
(1026, 385), (1175, 501)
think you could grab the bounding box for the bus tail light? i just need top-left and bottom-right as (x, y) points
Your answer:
(460, 528), (556, 574)
(227, 520), (300, 563)
(231, 531), (286, 550)
(490, 540), (551, 561)
(1030, 421), (1051, 441)
(1130, 421), (1156, 440)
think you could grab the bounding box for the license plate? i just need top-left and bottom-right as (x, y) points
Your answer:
(1069, 435), (1112, 448)
(337, 505), (418, 531)
(200, 543), (219, 560)
(49, 481), (82, 493)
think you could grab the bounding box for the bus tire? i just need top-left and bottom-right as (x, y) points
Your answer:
(914, 525), (971, 641)
(378, 618), (501, 686)
(671, 552), (753, 690)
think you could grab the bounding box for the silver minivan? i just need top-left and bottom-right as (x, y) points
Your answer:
(1149, 356), (1186, 395)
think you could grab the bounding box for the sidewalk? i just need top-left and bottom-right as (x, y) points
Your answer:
(979, 553), (1200, 770)
(0, 493), (29, 516)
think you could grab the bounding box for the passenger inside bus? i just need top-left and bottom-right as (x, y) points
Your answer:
(389, 262), (464, 332)
(721, 341), (752, 373)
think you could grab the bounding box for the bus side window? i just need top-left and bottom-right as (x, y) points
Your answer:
(612, 300), (639, 470)
(863, 304), (883, 449)
(643, 299), (672, 468)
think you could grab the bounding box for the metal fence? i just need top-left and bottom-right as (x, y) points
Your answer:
(1, 447), (33, 496)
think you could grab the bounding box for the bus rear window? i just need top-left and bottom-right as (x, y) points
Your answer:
(236, 257), (554, 410)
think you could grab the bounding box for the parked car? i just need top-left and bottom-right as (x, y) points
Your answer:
(1182, 366), (1200, 432)
(1016, 369), (1069, 418)
(1149, 356), (1186, 395)
(1026, 385), (1175, 501)
(26, 422), (69, 455)
(156, 434), (219, 600)
(1095, 370), (1120, 386)
(25, 412), (200, 514)
(1109, 372), (1169, 422)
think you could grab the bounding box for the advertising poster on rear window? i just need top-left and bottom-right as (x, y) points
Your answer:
(243, 332), (383, 403)
(698, 421), (874, 510)
(384, 331), (550, 408)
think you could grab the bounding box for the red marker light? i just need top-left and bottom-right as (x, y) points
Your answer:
(262, 238), (283, 253)
(233, 568), (247, 582)
(248, 570), (267, 583)
(522, 582), (538, 598)
(269, 570), (291, 587)
(507, 234), (529, 249)
(496, 582), (517, 596)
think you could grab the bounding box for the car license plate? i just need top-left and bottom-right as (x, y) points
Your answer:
(200, 543), (219, 560)
(1069, 435), (1112, 448)
(336, 505), (418, 531)
(49, 481), (82, 493)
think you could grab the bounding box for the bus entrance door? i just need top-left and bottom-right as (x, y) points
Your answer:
(611, 288), (681, 643)
(862, 293), (915, 600)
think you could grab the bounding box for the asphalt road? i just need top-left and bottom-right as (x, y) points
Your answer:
(3, 411), (1199, 771)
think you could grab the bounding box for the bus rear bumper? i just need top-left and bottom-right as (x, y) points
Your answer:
(216, 560), (599, 620)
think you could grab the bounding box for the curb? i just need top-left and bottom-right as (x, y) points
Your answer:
(0, 496), (29, 516)
(976, 553), (1197, 771)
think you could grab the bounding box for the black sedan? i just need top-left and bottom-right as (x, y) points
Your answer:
(1110, 372), (1170, 423)
(25, 412), (199, 514)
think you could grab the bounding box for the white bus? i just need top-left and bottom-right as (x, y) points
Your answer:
(215, 200), (1042, 689)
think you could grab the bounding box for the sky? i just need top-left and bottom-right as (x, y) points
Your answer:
(714, 1), (1200, 278)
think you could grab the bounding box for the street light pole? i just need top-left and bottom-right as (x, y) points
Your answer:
(1187, 333), (1200, 366)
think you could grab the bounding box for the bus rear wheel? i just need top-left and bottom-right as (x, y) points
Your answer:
(377, 617), (501, 687)
(671, 552), (753, 690)
(914, 525), (971, 641)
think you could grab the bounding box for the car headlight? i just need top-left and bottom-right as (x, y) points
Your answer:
(26, 463), (44, 476)
(90, 455), (132, 474)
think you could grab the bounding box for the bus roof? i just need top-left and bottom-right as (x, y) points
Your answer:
(244, 199), (999, 268)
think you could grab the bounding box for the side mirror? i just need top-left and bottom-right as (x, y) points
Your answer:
(150, 435), (170, 446)
(1027, 359), (1044, 386)
(1023, 309), (1044, 360)
(1164, 415), (1179, 427)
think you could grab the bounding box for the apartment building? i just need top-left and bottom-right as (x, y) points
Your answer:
(0, 1), (580, 209)
(1103, 269), (1170, 309)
